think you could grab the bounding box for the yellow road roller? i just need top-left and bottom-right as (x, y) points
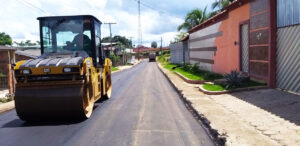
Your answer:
(14, 15), (112, 121)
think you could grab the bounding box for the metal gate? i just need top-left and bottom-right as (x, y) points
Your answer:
(276, 25), (300, 94)
(241, 24), (249, 73)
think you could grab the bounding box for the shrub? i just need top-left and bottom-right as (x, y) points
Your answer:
(224, 70), (243, 89)
(0, 72), (6, 77)
(109, 53), (121, 66)
(191, 63), (200, 73)
(182, 63), (192, 71)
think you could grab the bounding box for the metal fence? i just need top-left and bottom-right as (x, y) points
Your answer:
(277, 0), (300, 27)
(0, 77), (8, 89)
(276, 24), (300, 94)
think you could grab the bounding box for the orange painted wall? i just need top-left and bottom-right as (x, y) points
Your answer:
(213, 3), (250, 74)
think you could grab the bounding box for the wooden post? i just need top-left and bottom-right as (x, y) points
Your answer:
(7, 64), (13, 94)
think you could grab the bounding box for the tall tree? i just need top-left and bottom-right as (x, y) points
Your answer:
(102, 35), (131, 48)
(211, 0), (233, 11)
(177, 8), (208, 31)
(0, 32), (12, 45)
(151, 41), (158, 48)
(172, 32), (188, 43)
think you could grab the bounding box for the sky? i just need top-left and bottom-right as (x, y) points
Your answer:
(0, 0), (214, 47)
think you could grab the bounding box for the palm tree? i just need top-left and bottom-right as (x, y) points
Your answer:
(211, 0), (234, 11)
(178, 8), (208, 31)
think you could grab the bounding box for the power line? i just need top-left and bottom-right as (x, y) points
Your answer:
(137, 0), (142, 60)
(16, 0), (52, 15)
(133, 0), (167, 14)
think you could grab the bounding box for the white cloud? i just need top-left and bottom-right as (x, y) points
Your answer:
(0, 0), (212, 47)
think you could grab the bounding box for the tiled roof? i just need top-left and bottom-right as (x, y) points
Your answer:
(133, 47), (169, 53)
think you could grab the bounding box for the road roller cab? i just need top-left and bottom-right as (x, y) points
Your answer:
(14, 15), (112, 121)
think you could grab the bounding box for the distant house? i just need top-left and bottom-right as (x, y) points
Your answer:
(101, 42), (119, 57)
(187, 0), (299, 94)
(132, 45), (169, 53)
(0, 46), (15, 93)
(15, 48), (41, 61)
(0, 46), (15, 75)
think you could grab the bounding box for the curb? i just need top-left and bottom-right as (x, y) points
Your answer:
(174, 71), (207, 84)
(157, 63), (226, 146)
(0, 101), (15, 114)
(199, 84), (269, 95)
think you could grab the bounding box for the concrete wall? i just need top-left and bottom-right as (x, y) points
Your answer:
(213, 3), (250, 74)
(189, 22), (221, 71)
(0, 51), (9, 74)
(189, 3), (250, 74)
(170, 42), (184, 64)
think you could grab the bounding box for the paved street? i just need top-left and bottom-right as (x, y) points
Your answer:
(0, 61), (214, 146)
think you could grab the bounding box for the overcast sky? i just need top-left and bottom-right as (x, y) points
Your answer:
(0, 0), (214, 47)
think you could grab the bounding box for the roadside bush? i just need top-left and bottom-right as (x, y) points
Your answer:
(191, 63), (200, 73)
(157, 53), (170, 63)
(109, 53), (121, 66)
(0, 94), (14, 103)
(182, 63), (192, 71)
(224, 70), (243, 89)
(0, 72), (6, 77)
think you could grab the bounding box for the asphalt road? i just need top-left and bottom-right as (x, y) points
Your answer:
(0, 61), (214, 146)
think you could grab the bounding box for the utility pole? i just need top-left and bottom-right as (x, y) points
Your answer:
(104, 22), (117, 54)
(137, 0), (142, 60)
(160, 37), (162, 55)
(129, 37), (134, 63)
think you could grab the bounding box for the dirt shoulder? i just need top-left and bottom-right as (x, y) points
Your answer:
(112, 60), (142, 74)
(157, 63), (300, 146)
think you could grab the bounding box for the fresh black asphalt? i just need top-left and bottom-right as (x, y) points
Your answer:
(0, 61), (214, 146)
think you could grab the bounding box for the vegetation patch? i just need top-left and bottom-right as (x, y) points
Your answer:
(0, 72), (6, 77)
(162, 62), (222, 81)
(203, 84), (226, 91)
(112, 66), (119, 72)
(0, 94), (14, 103)
(202, 80), (266, 92)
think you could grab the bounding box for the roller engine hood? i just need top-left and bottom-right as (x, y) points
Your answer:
(19, 51), (89, 68)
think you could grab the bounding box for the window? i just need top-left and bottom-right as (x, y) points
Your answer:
(94, 21), (102, 64)
(41, 18), (92, 56)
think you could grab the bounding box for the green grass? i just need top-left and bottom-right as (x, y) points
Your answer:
(240, 80), (266, 88)
(203, 80), (266, 92)
(112, 66), (119, 72)
(162, 63), (222, 81)
(203, 84), (226, 91)
(176, 68), (204, 80)
(0, 94), (14, 103)
(0, 73), (6, 77)
(163, 64), (177, 70)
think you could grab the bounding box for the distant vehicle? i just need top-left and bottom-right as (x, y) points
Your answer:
(149, 53), (156, 62)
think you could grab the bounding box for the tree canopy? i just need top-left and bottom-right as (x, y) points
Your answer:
(177, 8), (208, 31)
(211, 0), (233, 11)
(102, 35), (132, 48)
(14, 40), (40, 47)
(0, 32), (12, 45)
